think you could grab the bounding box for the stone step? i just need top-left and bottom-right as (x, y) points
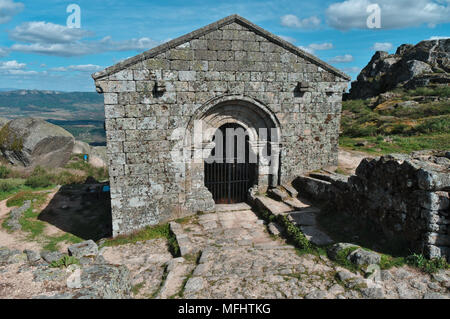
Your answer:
(267, 188), (289, 202)
(300, 225), (334, 246)
(282, 196), (312, 210)
(254, 195), (294, 215)
(157, 257), (194, 299)
(215, 203), (252, 212)
(281, 183), (298, 198)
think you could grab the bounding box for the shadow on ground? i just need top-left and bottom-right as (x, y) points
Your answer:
(38, 182), (112, 241)
(316, 209), (412, 257)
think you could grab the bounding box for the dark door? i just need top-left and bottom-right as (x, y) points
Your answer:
(204, 124), (256, 204)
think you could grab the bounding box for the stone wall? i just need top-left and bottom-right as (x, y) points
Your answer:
(293, 151), (450, 261)
(92, 16), (349, 236)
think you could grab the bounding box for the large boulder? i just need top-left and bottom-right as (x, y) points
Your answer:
(72, 140), (91, 155)
(346, 39), (450, 100)
(89, 146), (107, 168)
(0, 118), (74, 167)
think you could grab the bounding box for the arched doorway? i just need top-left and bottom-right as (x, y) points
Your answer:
(183, 95), (282, 211)
(204, 123), (257, 204)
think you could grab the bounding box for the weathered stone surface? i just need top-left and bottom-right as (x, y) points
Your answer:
(41, 251), (64, 264)
(92, 15), (349, 236)
(268, 222), (282, 236)
(24, 249), (41, 263)
(348, 249), (381, 266)
(327, 243), (359, 261)
(79, 264), (132, 299)
(347, 39), (449, 99)
(295, 150), (450, 261)
(68, 240), (99, 258)
(72, 140), (90, 154)
(5, 200), (31, 231)
(0, 118), (74, 167)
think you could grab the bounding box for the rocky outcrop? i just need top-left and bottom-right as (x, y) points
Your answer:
(0, 117), (9, 129)
(346, 39), (449, 100)
(293, 150), (450, 261)
(0, 118), (74, 167)
(72, 141), (107, 168)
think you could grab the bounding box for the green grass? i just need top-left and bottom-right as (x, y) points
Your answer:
(0, 179), (25, 200)
(0, 165), (11, 178)
(101, 223), (180, 257)
(406, 253), (449, 274)
(43, 233), (83, 252)
(6, 190), (48, 207)
(49, 255), (80, 268)
(1, 190), (83, 251)
(65, 154), (108, 181)
(339, 133), (450, 155)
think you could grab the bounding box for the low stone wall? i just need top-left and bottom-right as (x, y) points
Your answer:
(292, 150), (450, 261)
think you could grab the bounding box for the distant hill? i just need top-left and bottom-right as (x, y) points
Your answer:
(0, 90), (106, 145)
(0, 90), (104, 121)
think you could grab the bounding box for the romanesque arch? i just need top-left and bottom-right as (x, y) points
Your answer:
(184, 95), (282, 206)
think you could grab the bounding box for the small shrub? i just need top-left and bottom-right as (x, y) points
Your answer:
(406, 253), (449, 274)
(25, 166), (53, 188)
(0, 179), (22, 193)
(0, 165), (11, 178)
(25, 175), (53, 188)
(50, 255), (79, 268)
(414, 117), (450, 134)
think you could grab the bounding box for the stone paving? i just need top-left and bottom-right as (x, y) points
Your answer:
(163, 204), (450, 299)
(1, 203), (449, 299)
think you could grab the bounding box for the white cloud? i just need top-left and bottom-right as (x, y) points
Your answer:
(7, 69), (38, 75)
(0, 60), (42, 76)
(0, 0), (23, 24)
(429, 35), (450, 40)
(329, 54), (354, 63)
(50, 64), (103, 72)
(298, 46), (315, 54)
(0, 47), (9, 57)
(11, 35), (160, 57)
(0, 60), (25, 70)
(341, 66), (361, 74)
(280, 14), (321, 29)
(326, 0), (450, 30)
(10, 21), (91, 44)
(308, 43), (334, 50)
(372, 42), (393, 51)
(298, 42), (334, 55)
(279, 35), (297, 43)
(9, 21), (160, 57)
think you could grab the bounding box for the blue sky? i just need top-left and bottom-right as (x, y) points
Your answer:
(0, 0), (449, 91)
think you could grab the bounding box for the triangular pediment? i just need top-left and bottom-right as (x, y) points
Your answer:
(92, 14), (350, 81)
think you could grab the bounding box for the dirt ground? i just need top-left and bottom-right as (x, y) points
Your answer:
(337, 149), (372, 174)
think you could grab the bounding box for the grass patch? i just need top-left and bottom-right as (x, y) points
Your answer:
(49, 255), (79, 268)
(257, 208), (313, 254)
(0, 165), (11, 178)
(339, 133), (450, 155)
(406, 253), (449, 274)
(101, 223), (180, 257)
(0, 179), (25, 200)
(6, 190), (48, 207)
(43, 233), (83, 252)
(65, 154), (108, 181)
(131, 282), (145, 296)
